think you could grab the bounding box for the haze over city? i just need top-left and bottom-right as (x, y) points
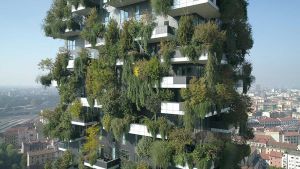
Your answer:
(0, 0), (300, 88)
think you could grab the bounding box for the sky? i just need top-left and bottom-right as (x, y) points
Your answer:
(0, 0), (299, 88)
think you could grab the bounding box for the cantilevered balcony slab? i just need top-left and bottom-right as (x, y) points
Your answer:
(84, 158), (121, 169)
(63, 28), (81, 38)
(150, 25), (175, 43)
(71, 119), (97, 127)
(67, 60), (74, 69)
(80, 97), (102, 108)
(161, 102), (185, 115)
(105, 0), (147, 8)
(161, 102), (230, 117)
(169, 0), (220, 18)
(170, 49), (208, 64)
(85, 38), (105, 48)
(129, 124), (163, 139)
(58, 140), (83, 152)
(161, 76), (191, 88)
(71, 4), (91, 15)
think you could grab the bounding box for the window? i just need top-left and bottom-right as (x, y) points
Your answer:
(120, 10), (129, 24)
(135, 5), (141, 21)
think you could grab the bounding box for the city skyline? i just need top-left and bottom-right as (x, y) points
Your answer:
(0, 0), (300, 88)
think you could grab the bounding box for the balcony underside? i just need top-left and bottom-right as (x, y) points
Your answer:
(169, 0), (220, 18)
(62, 29), (81, 38)
(71, 120), (97, 127)
(106, 0), (147, 8)
(72, 4), (91, 15)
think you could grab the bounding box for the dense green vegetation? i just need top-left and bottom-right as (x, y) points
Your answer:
(40, 0), (254, 168)
(0, 143), (26, 169)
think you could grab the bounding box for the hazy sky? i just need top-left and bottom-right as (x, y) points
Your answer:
(0, 0), (299, 88)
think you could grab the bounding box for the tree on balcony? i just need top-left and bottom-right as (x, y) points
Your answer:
(83, 125), (100, 165)
(151, 0), (173, 16)
(81, 8), (105, 47)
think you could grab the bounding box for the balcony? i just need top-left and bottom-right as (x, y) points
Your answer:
(160, 76), (191, 88)
(150, 25), (175, 43)
(169, 0), (220, 18)
(71, 117), (98, 127)
(71, 4), (91, 15)
(169, 48), (208, 64)
(105, 0), (147, 8)
(58, 140), (83, 154)
(161, 102), (185, 115)
(85, 38), (105, 48)
(128, 124), (163, 139)
(67, 60), (74, 69)
(84, 158), (121, 169)
(80, 97), (102, 108)
(161, 102), (230, 117)
(63, 28), (81, 38)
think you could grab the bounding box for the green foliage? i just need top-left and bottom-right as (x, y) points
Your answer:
(137, 161), (150, 169)
(86, 58), (115, 103)
(159, 41), (175, 69)
(0, 143), (23, 169)
(219, 143), (250, 169)
(136, 137), (153, 159)
(157, 117), (171, 140)
(81, 8), (105, 47)
(39, 74), (53, 87)
(38, 58), (54, 71)
(60, 151), (72, 169)
(134, 57), (161, 82)
(111, 116), (132, 141)
(151, 0), (173, 16)
(52, 49), (71, 84)
(150, 141), (173, 169)
(177, 16), (194, 46)
(169, 128), (193, 155)
(69, 99), (82, 119)
(119, 20), (139, 59)
(83, 125), (100, 165)
(159, 89), (175, 101)
(43, 0), (71, 38)
(102, 114), (112, 132)
(143, 118), (158, 138)
(121, 160), (137, 169)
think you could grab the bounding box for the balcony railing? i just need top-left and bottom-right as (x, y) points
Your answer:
(84, 158), (121, 169)
(128, 124), (164, 139)
(71, 4), (92, 15)
(169, 0), (220, 18)
(150, 25), (175, 43)
(85, 38), (105, 48)
(160, 76), (192, 88)
(161, 102), (230, 117)
(161, 102), (185, 115)
(80, 97), (102, 108)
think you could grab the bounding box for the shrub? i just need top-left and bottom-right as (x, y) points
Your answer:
(69, 99), (82, 120)
(150, 141), (173, 169)
(151, 0), (173, 16)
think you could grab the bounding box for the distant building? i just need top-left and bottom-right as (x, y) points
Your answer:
(27, 148), (58, 169)
(282, 132), (300, 145)
(22, 141), (58, 169)
(282, 151), (300, 169)
(260, 150), (283, 168)
(2, 125), (37, 148)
